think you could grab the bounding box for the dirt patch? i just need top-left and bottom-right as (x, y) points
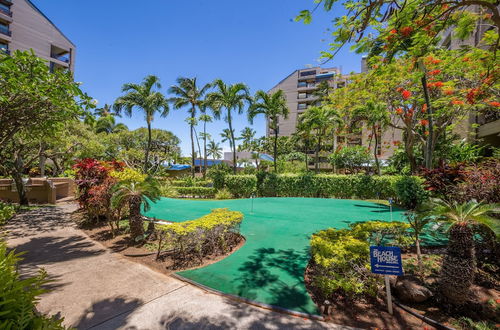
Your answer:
(79, 219), (245, 278)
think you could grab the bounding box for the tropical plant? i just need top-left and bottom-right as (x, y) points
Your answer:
(169, 77), (211, 177)
(431, 199), (500, 305)
(207, 140), (223, 160)
(405, 207), (434, 271)
(114, 75), (169, 173)
(111, 177), (161, 242)
(394, 175), (428, 210)
(207, 79), (251, 173)
(0, 202), (15, 226)
(329, 145), (371, 173)
(95, 114), (128, 134)
(248, 90), (289, 171)
(215, 188), (233, 200)
(199, 114), (213, 177)
(298, 106), (341, 173)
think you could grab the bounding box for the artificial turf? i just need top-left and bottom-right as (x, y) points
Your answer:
(144, 197), (406, 315)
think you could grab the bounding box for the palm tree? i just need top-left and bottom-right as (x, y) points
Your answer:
(431, 199), (499, 305)
(95, 104), (116, 117)
(111, 177), (161, 242)
(207, 79), (251, 173)
(220, 128), (234, 154)
(238, 127), (256, 151)
(169, 77), (211, 177)
(298, 106), (341, 173)
(95, 115), (128, 134)
(114, 75), (169, 173)
(248, 90), (289, 172)
(199, 114), (213, 177)
(207, 140), (222, 160)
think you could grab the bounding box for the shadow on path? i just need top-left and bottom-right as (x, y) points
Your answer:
(76, 296), (143, 330)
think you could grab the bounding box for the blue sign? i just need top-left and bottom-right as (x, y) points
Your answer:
(370, 246), (403, 276)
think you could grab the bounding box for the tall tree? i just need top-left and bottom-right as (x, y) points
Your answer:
(168, 77), (211, 177)
(95, 115), (128, 134)
(298, 106), (341, 173)
(248, 90), (289, 172)
(114, 75), (169, 173)
(199, 114), (213, 178)
(207, 140), (223, 160)
(207, 79), (251, 173)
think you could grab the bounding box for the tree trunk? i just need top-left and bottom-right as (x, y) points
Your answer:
(190, 119), (195, 178)
(440, 223), (476, 305)
(273, 128), (278, 172)
(128, 196), (145, 242)
(420, 61), (434, 169)
(203, 121), (207, 179)
(39, 143), (46, 177)
(373, 127), (381, 175)
(12, 170), (29, 206)
(315, 134), (321, 174)
(404, 129), (417, 174)
(415, 234), (422, 272)
(145, 121), (152, 173)
(194, 126), (202, 175)
(228, 111), (237, 174)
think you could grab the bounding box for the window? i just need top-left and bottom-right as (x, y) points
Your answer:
(298, 93), (307, 99)
(300, 70), (316, 77)
(297, 81), (307, 88)
(0, 42), (7, 50)
(298, 103), (307, 110)
(0, 3), (10, 14)
(0, 22), (9, 35)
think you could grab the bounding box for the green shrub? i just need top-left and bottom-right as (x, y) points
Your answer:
(157, 209), (243, 267)
(309, 221), (410, 301)
(170, 179), (211, 187)
(0, 240), (66, 329)
(159, 183), (179, 198)
(224, 175), (256, 198)
(0, 202), (15, 226)
(207, 163), (231, 190)
(394, 176), (428, 209)
(176, 187), (216, 198)
(226, 173), (417, 200)
(215, 189), (233, 200)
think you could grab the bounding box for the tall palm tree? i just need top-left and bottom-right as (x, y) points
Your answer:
(168, 77), (211, 177)
(207, 140), (222, 160)
(207, 79), (251, 173)
(431, 199), (499, 305)
(199, 114), (213, 177)
(238, 127), (256, 151)
(95, 115), (128, 134)
(220, 128), (234, 154)
(248, 90), (289, 172)
(298, 106), (341, 173)
(95, 103), (116, 117)
(111, 177), (161, 242)
(114, 75), (169, 173)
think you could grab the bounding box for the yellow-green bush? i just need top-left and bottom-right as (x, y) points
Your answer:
(109, 168), (146, 183)
(157, 208), (243, 267)
(0, 202), (15, 226)
(309, 221), (410, 301)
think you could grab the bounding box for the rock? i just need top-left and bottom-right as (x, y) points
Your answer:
(393, 275), (433, 303)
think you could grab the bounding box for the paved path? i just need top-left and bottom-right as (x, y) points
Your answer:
(4, 204), (354, 330)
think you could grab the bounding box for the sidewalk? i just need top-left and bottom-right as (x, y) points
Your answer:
(4, 204), (353, 330)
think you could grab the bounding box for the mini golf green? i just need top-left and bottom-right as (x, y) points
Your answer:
(144, 197), (406, 315)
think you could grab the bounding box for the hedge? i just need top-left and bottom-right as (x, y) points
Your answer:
(157, 208), (243, 267)
(175, 187), (216, 198)
(223, 174), (422, 201)
(224, 175), (257, 198)
(170, 180), (211, 187)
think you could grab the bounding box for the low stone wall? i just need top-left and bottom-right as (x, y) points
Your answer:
(0, 177), (75, 204)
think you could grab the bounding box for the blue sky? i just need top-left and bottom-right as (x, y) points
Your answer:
(33, 0), (362, 156)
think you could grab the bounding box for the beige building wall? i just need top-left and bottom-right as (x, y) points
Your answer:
(0, 0), (75, 72)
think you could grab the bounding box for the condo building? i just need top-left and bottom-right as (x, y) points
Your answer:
(0, 0), (75, 72)
(267, 66), (401, 170)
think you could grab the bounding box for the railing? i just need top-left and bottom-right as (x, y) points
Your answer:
(0, 6), (11, 16)
(51, 54), (70, 63)
(0, 25), (10, 36)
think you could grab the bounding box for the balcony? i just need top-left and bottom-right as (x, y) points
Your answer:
(0, 0), (12, 4)
(0, 22), (10, 36)
(51, 53), (70, 63)
(0, 6), (11, 17)
(50, 45), (71, 65)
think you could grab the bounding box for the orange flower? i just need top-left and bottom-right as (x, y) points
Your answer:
(422, 104), (428, 113)
(489, 101), (500, 107)
(429, 69), (441, 75)
(390, 29), (397, 35)
(420, 119), (429, 126)
(424, 131), (429, 136)
(451, 99), (465, 105)
(395, 108), (404, 115)
(400, 26), (413, 37)
(402, 90), (412, 100)
(444, 88), (454, 95)
(435, 81), (444, 88)
(396, 87), (403, 92)
(432, 59), (441, 64)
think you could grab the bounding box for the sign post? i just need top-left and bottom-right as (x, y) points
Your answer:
(370, 246), (403, 315)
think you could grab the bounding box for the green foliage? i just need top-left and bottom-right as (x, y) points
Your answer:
(175, 187), (216, 198)
(109, 168), (147, 183)
(394, 176), (428, 210)
(207, 163), (231, 190)
(226, 173), (419, 200)
(453, 317), (497, 330)
(224, 175), (256, 198)
(215, 189), (233, 200)
(403, 254), (442, 278)
(0, 202), (15, 226)
(159, 183), (179, 198)
(329, 146), (372, 173)
(156, 209), (243, 267)
(0, 240), (66, 329)
(170, 179), (211, 187)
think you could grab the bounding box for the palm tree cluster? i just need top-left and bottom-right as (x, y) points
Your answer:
(110, 74), (292, 176)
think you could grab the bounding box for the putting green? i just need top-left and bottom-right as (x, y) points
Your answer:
(144, 197), (406, 315)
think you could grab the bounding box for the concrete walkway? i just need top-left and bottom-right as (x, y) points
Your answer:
(4, 204), (354, 330)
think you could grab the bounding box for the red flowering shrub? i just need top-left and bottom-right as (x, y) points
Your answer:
(422, 164), (466, 202)
(73, 158), (124, 211)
